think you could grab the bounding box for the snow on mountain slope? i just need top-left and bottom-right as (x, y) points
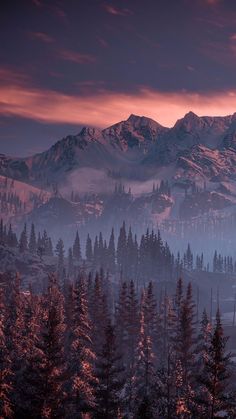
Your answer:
(103, 114), (167, 152)
(2, 111), (236, 193)
(176, 145), (236, 182)
(0, 175), (51, 223)
(171, 111), (235, 149)
(0, 175), (50, 203)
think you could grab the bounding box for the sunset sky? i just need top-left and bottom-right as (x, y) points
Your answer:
(1, 0), (236, 155)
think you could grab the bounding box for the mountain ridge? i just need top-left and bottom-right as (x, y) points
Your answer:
(2, 111), (236, 186)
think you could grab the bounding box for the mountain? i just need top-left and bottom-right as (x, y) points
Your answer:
(2, 112), (236, 185)
(103, 114), (167, 152)
(3, 111), (236, 229)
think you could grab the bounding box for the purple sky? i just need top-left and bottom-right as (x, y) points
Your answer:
(1, 0), (236, 156)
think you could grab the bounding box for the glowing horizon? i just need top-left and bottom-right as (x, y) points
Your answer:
(1, 82), (236, 130)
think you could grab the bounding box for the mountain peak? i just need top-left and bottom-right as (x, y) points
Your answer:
(183, 111), (199, 120)
(126, 113), (162, 128)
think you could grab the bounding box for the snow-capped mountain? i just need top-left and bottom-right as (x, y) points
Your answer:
(2, 111), (236, 184)
(2, 111), (236, 228)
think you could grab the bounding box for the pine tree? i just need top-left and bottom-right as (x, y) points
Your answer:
(93, 236), (99, 268)
(72, 231), (81, 261)
(0, 287), (12, 418)
(6, 275), (26, 417)
(14, 290), (44, 419)
(115, 282), (129, 362)
(90, 273), (108, 356)
(7, 224), (17, 248)
(94, 321), (124, 419)
(117, 221), (127, 273)
(143, 281), (158, 359)
(29, 223), (37, 254)
(173, 283), (196, 415)
(107, 228), (116, 273)
(55, 238), (65, 280)
(19, 223), (28, 253)
(125, 280), (139, 416)
(134, 300), (155, 416)
(198, 309), (232, 418)
(68, 276), (96, 416)
(67, 247), (74, 278)
(38, 274), (66, 418)
(85, 234), (93, 264)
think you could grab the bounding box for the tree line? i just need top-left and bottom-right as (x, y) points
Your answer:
(1, 220), (236, 280)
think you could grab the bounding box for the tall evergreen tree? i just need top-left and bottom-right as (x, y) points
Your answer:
(85, 234), (93, 264)
(72, 231), (81, 261)
(94, 321), (124, 419)
(117, 222), (127, 274)
(198, 309), (232, 418)
(19, 223), (28, 253)
(107, 228), (116, 273)
(90, 273), (108, 356)
(0, 287), (12, 418)
(174, 283), (197, 416)
(38, 274), (66, 418)
(29, 223), (37, 254)
(68, 276), (96, 417)
(55, 238), (65, 280)
(134, 301), (155, 416)
(67, 247), (74, 278)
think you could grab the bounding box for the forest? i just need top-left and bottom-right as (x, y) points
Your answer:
(0, 271), (235, 418)
(0, 221), (236, 418)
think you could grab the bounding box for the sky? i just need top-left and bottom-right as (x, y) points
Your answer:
(1, 0), (236, 156)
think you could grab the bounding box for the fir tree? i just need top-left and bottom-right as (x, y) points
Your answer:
(55, 238), (65, 280)
(68, 276), (96, 416)
(67, 247), (74, 278)
(117, 221), (127, 273)
(85, 234), (93, 264)
(38, 274), (66, 418)
(94, 322), (124, 419)
(107, 228), (116, 273)
(72, 231), (81, 261)
(19, 223), (28, 253)
(29, 223), (37, 254)
(0, 287), (12, 418)
(134, 301), (155, 415)
(198, 309), (232, 418)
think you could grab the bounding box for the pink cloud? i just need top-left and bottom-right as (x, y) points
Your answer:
(1, 75), (236, 128)
(58, 49), (96, 64)
(0, 68), (31, 85)
(103, 4), (133, 16)
(28, 31), (54, 43)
